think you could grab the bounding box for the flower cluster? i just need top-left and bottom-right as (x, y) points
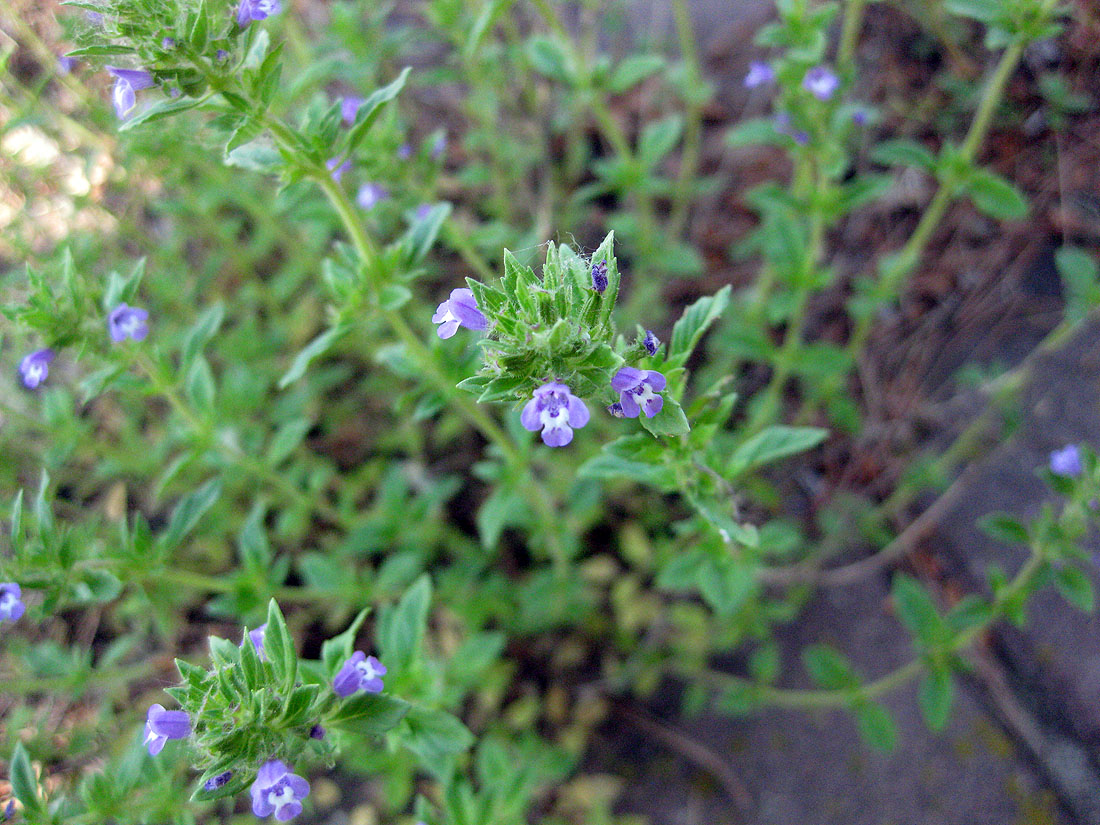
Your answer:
(0, 583), (25, 623)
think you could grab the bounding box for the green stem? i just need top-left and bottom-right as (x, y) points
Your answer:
(701, 541), (1045, 708)
(668, 0), (705, 241)
(837, 0), (869, 71)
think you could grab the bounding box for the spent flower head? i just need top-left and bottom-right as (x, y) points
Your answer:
(521, 382), (590, 447)
(0, 583), (25, 623)
(591, 260), (609, 293)
(643, 330), (660, 356)
(251, 760), (309, 821)
(19, 348), (55, 389)
(611, 367), (666, 419)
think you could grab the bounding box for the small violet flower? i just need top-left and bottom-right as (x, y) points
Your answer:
(309, 724), (325, 740)
(247, 623), (268, 660)
(162, 37), (176, 49)
(607, 402), (626, 418)
(1050, 445), (1083, 478)
(432, 288), (487, 339)
(591, 260), (608, 293)
(611, 367), (667, 419)
(340, 96), (364, 125)
(250, 760), (309, 821)
(803, 66), (839, 101)
(58, 55), (77, 74)
(0, 583), (25, 623)
(430, 133), (447, 159)
(326, 156), (352, 182)
(108, 303), (149, 342)
(333, 651), (387, 697)
(775, 112), (809, 145)
(643, 330), (660, 356)
(397, 143), (413, 160)
(744, 61), (775, 89)
(106, 66), (154, 119)
(143, 704), (191, 755)
(204, 771), (233, 792)
(521, 382), (590, 447)
(356, 182), (388, 211)
(414, 203), (433, 221)
(237, 0), (281, 28)
(19, 349), (54, 389)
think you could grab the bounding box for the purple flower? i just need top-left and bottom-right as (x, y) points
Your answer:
(143, 704), (191, 755)
(85, 11), (104, 25)
(204, 771), (233, 791)
(250, 760), (309, 821)
(356, 182), (388, 211)
(591, 260), (608, 293)
(326, 156), (351, 182)
(216, 49), (230, 62)
(1050, 445), (1083, 478)
(58, 55), (77, 74)
(803, 66), (839, 101)
(0, 583), (25, 623)
(309, 724), (325, 740)
(432, 288), (487, 339)
(643, 330), (660, 356)
(414, 203), (433, 221)
(19, 348), (55, 389)
(340, 96), (364, 125)
(521, 382), (590, 447)
(430, 133), (447, 160)
(852, 108), (869, 126)
(246, 624), (268, 661)
(333, 651), (387, 696)
(744, 61), (775, 89)
(162, 37), (176, 49)
(607, 402), (626, 418)
(1, 800), (13, 821)
(397, 143), (412, 160)
(108, 303), (149, 342)
(237, 0), (281, 28)
(611, 367), (666, 419)
(106, 66), (154, 119)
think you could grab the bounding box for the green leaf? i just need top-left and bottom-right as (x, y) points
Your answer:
(1054, 566), (1095, 613)
(10, 742), (43, 815)
(181, 303), (225, 369)
(118, 97), (202, 131)
(163, 479), (221, 550)
(697, 557), (758, 617)
(525, 36), (574, 84)
(185, 356), (216, 411)
(870, 139), (936, 170)
(321, 607), (371, 676)
(380, 574), (432, 671)
(477, 485), (525, 549)
(278, 324), (349, 389)
(267, 418), (311, 466)
(727, 426), (827, 476)
(608, 54), (666, 93)
(402, 706), (476, 768)
(264, 599), (297, 691)
(977, 512), (1029, 546)
(943, 0), (1000, 22)
(637, 115), (683, 166)
(401, 202), (452, 265)
(345, 67), (412, 153)
(918, 665), (954, 731)
(1055, 246), (1100, 324)
(191, 766), (251, 802)
(725, 118), (782, 148)
(225, 139), (283, 173)
(855, 702), (898, 752)
(667, 285), (731, 366)
(379, 283), (412, 311)
(965, 168), (1028, 221)
(638, 396), (691, 437)
(327, 692), (411, 736)
(801, 644), (858, 690)
(892, 574), (948, 648)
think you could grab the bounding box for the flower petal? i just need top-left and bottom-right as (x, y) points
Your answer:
(542, 425), (573, 447)
(566, 395), (589, 428)
(611, 367), (643, 392)
(520, 398), (542, 432)
(643, 370), (666, 391)
(618, 391), (640, 418)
